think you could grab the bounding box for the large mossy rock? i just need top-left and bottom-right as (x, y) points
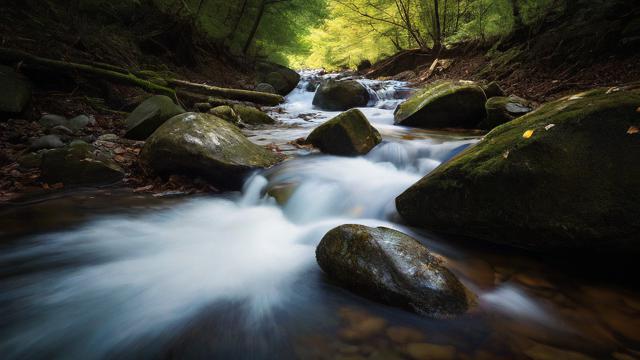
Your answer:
(41, 141), (125, 186)
(316, 224), (472, 318)
(125, 95), (185, 140)
(306, 109), (381, 156)
(140, 112), (280, 189)
(312, 80), (370, 111)
(396, 87), (640, 252)
(394, 80), (487, 129)
(478, 96), (533, 130)
(0, 65), (31, 115)
(256, 62), (300, 96)
(232, 104), (276, 125)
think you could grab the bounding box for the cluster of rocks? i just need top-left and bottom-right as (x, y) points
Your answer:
(393, 79), (533, 130)
(395, 85), (640, 252)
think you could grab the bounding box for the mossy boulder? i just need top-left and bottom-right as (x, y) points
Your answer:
(0, 65), (31, 115)
(125, 95), (185, 140)
(394, 80), (487, 129)
(478, 96), (533, 130)
(41, 141), (125, 186)
(140, 112), (280, 189)
(256, 62), (300, 95)
(210, 105), (241, 125)
(306, 109), (381, 156)
(232, 104), (276, 125)
(313, 80), (370, 111)
(255, 83), (277, 94)
(316, 224), (472, 318)
(396, 87), (640, 252)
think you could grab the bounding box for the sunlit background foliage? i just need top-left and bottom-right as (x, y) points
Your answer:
(67, 0), (566, 69)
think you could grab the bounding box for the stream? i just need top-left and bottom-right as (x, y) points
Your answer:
(1, 71), (639, 360)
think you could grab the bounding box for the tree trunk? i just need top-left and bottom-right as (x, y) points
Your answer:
(433, 0), (442, 51)
(243, 0), (267, 54)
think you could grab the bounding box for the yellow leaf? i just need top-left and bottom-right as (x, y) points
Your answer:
(522, 130), (534, 139)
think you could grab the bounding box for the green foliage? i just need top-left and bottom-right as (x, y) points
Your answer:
(298, 0), (569, 69)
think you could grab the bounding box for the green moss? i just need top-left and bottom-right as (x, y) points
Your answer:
(394, 80), (487, 129)
(397, 87), (640, 251)
(232, 105), (276, 126)
(307, 109), (381, 156)
(312, 80), (369, 111)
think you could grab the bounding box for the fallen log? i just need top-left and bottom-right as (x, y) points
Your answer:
(0, 47), (176, 98)
(168, 79), (284, 106)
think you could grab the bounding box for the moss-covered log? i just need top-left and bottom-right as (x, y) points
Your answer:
(168, 79), (284, 106)
(0, 48), (176, 98)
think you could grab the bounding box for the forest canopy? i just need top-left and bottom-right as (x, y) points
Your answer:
(32, 0), (575, 69)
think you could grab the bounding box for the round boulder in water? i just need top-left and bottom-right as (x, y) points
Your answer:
(316, 224), (473, 318)
(396, 87), (640, 252)
(125, 95), (185, 140)
(312, 79), (370, 111)
(394, 80), (487, 129)
(140, 112), (281, 189)
(306, 109), (381, 156)
(256, 62), (300, 95)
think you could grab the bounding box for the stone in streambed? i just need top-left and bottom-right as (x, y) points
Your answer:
(394, 80), (487, 129)
(68, 114), (95, 131)
(396, 87), (640, 252)
(231, 104), (275, 125)
(39, 114), (68, 129)
(210, 105), (241, 125)
(255, 83), (277, 94)
(313, 80), (370, 111)
(139, 112), (280, 190)
(316, 224), (472, 318)
(256, 62), (300, 95)
(30, 134), (65, 150)
(41, 141), (124, 186)
(306, 109), (381, 156)
(479, 95), (533, 130)
(125, 95), (185, 140)
(0, 65), (31, 115)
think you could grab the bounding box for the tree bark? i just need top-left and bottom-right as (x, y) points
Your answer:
(433, 0), (442, 51)
(168, 79), (284, 106)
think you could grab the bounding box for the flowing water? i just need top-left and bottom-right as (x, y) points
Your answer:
(1, 72), (639, 360)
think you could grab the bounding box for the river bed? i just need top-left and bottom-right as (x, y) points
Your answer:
(0, 72), (638, 360)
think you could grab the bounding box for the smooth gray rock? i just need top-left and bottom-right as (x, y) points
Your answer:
(316, 224), (473, 318)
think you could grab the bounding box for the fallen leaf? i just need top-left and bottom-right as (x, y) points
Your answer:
(51, 182), (64, 189)
(628, 126), (639, 135)
(114, 155), (126, 162)
(636, 107), (640, 113)
(523, 130), (534, 139)
(113, 147), (126, 155)
(544, 124), (555, 131)
(503, 150), (510, 159)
